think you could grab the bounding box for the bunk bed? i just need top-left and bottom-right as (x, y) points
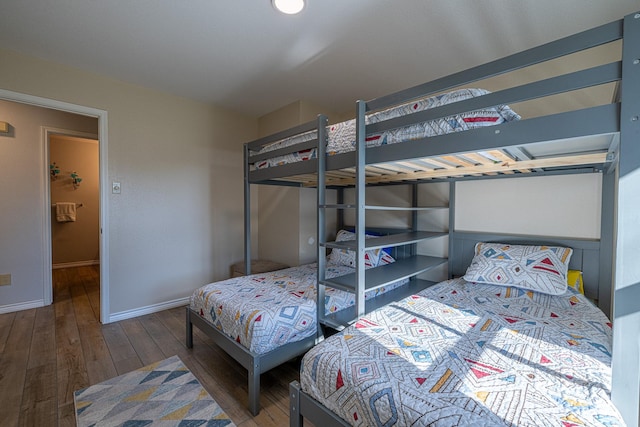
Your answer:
(283, 10), (636, 427)
(187, 84), (524, 415)
(186, 9), (638, 422)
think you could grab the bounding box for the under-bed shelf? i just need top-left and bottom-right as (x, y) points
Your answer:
(364, 205), (448, 211)
(321, 255), (447, 293)
(319, 204), (447, 210)
(321, 278), (438, 330)
(323, 231), (447, 251)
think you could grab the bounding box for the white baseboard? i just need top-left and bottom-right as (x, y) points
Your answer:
(108, 297), (190, 323)
(0, 299), (46, 314)
(0, 294), (189, 324)
(52, 260), (100, 270)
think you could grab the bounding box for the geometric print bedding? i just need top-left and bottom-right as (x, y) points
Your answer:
(463, 242), (573, 295)
(300, 278), (624, 426)
(254, 88), (521, 169)
(189, 262), (407, 355)
(328, 229), (396, 268)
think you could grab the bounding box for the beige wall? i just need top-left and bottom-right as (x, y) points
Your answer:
(257, 100), (343, 137)
(0, 47), (257, 319)
(256, 100), (339, 267)
(455, 174), (602, 238)
(50, 135), (100, 266)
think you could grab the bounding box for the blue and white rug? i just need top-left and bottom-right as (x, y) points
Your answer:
(74, 355), (235, 426)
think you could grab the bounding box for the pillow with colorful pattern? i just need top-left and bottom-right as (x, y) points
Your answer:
(463, 242), (573, 295)
(328, 229), (395, 268)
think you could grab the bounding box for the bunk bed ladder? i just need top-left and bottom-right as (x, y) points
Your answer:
(316, 114), (329, 333)
(354, 100), (367, 318)
(316, 101), (368, 329)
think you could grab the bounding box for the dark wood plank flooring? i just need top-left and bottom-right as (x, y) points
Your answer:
(0, 266), (301, 426)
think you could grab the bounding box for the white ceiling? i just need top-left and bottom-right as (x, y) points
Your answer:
(1, 0), (638, 117)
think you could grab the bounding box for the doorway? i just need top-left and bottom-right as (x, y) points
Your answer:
(0, 88), (110, 323)
(48, 131), (100, 318)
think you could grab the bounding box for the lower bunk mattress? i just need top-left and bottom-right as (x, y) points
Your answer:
(300, 278), (623, 426)
(189, 262), (406, 355)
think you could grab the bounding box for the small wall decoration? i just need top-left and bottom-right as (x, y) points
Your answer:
(71, 171), (83, 189)
(50, 162), (61, 180)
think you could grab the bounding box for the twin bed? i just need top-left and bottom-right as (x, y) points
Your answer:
(294, 279), (620, 426)
(290, 234), (623, 426)
(187, 239), (410, 415)
(189, 259), (406, 355)
(186, 9), (637, 426)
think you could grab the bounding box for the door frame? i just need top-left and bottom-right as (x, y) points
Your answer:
(45, 128), (99, 297)
(0, 88), (111, 324)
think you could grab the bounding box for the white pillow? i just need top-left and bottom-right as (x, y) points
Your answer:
(463, 242), (573, 295)
(328, 229), (395, 268)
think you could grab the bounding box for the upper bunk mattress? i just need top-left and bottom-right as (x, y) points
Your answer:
(300, 277), (623, 426)
(189, 262), (407, 355)
(254, 88), (520, 169)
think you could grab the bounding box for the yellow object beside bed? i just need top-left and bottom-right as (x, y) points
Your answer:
(567, 270), (584, 294)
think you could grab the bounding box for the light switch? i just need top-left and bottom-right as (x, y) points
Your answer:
(112, 182), (121, 194)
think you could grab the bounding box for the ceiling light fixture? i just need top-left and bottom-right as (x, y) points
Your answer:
(272, 0), (305, 15)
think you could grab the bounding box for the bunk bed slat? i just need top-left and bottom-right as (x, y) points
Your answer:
(367, 19), (622, 111)
(367, 62), (621, 135)
(249, 138), (318, 163)
(320, 152), (606, 187)
(246, 119), (317, 151)
(365, 104), (619, 165)
(250, 158), (318, 183)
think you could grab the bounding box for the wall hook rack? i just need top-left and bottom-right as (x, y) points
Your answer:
(70, 171), (83, 189)
(50, 162), (61, 180)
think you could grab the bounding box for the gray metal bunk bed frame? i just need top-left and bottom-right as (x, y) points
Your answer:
(185, 119), (325, 416)
(288, 10), (640, 427)
(185, 10), (639, 423)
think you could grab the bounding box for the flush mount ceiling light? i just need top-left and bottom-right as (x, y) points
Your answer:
(272, 0), (305, 15)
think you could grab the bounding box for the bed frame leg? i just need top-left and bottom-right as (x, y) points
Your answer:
(185, 307), (193, 349)
(248, 361), (260, 416)
(290, 381), (303, 427)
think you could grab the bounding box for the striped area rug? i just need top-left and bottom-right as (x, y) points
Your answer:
(74, 355), (235, 426)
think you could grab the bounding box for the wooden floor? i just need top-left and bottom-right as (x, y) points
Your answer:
(0, 266), (300, 426)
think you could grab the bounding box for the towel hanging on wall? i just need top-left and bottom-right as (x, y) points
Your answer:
(56, 202), (77, 222)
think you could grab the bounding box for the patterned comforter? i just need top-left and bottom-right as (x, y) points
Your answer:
(190, 262), (406, 355)
(254, 88), (520, 169)
(300, 278), (623, 426)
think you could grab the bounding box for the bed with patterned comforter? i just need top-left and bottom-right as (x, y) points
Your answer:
(300, 278), (624, 426)
(253, 88), (520, 169)
(189, 262), (406, 355)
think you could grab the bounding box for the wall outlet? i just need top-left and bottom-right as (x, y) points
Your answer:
(112, 182), (121, 194)
(0, 274), (11, 286)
